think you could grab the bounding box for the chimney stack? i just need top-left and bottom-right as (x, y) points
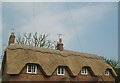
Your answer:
(57, 38), (64, 51)
(9, 32), (15, 45)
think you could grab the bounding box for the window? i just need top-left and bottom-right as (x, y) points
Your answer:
(27, 64), (37, 74)
(81, 67), (88, 75)
(105, 70), (110, 76)
(57, 67), (65, 75)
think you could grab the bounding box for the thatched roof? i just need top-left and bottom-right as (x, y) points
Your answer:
(5, 44), (117, 76)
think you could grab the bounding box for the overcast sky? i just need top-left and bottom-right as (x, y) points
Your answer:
(0, 1), (119, 67)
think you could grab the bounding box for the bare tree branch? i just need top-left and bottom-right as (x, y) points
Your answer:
(16, 32), (55, 49)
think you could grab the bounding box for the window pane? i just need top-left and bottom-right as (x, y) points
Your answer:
(32, 65), (35, 73)
(58, 68), (60, 74)
(58, 69), (60, 74)
(85, 68), (87, 74)
(61, 68), (64, 74)
(28, 65), (32, 72)
(82, 68), (85, 73)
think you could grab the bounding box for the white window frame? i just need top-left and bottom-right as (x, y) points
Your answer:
(81, 68), (88, 75)
(27, 64), (37, 74)
(105, 70), (110, 76)
(57, 67), (65, 75)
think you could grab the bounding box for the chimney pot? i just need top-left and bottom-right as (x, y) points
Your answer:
(59, 38), (62, 43)
(9, 32), (15, 45)
(57, 38), (64, 51)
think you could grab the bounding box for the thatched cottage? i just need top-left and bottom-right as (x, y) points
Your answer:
(2, 32), (117, 82)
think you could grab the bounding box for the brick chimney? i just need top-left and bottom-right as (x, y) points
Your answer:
(57, 38), (64, 51)
(9, 32), (15, 45)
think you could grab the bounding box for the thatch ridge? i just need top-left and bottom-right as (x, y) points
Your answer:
(7, 44), (100, 58)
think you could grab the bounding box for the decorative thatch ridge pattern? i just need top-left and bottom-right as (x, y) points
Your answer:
(6, 44), (117, 76)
